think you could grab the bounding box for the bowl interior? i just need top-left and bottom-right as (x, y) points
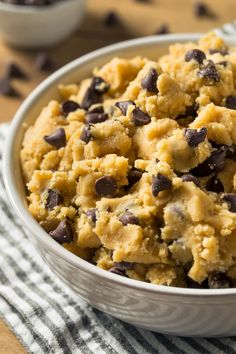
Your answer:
(5, 33), (236, 296)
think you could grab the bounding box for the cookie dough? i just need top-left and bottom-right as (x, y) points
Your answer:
(21, 32), (236, 288)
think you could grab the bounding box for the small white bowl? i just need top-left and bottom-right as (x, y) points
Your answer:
(3, 33), (236, 337)
(0, 0), (86, 48)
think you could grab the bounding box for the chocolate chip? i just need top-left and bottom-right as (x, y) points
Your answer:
(181, 174), (201, 187)
(132, 107), (151, 126)
(109, 267), (127, 277)
(152, 173), (172, 197)
(36, 52), (54, 72)
(126, 168), (143, 189)
(0, 77), (19, 97)
(217, 61), (228, 67)
(80, 125), (92, 144)
(177, 103), (199, 119)
(115, 100), (135, 115)
(187, 277), (207, 289)
(46, 189), (62, 210)
(6, 62), (27, 80)
(86, 208), (97, 223)
(198, 60), (220, 83)
(225, 144), (236, 159)
(223, 194), (236, 212)
(184, 127), (207, 147)
(43, 128), (66, 149)
(86, 112), (108, 124)
(194, 2), (216, 18)
(114, 261), (134, 270)
(81, 87), (101, 110)
(49, 219), (73, 244)
(185, 49), (206, 64)
(92, 77), (109, 95)
(155, 24), (169, 35)
(209, 48), (228, 56)
(208, 272), (231, 289)
(141, 67), (158, 93)
(95, 176), (117, 197)
(225, 95), (236, 110)
(61, 100), (80, 116)
(206, 176), (224, 193)
(119, 212), (139, 226)
(81, 77), (109, 110)
(88, 105), (104, 114)
(191, 148), (226, 177)
(104, 11), (121, 27)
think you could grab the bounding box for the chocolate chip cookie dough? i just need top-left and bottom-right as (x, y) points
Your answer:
(21, 33), (236, 289)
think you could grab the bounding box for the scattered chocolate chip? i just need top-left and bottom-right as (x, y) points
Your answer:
(184, 127), (207, 147)
(141, 67), (158, 93)
(43, 128), (66, 149)
(88, 105), (104, 114)
(0, 77), (19, 97)
(81, 77), (109, 110)
(152, 173), (172, 197)
(86, 208), (97, 223)
(132, 107), (151, 126)
(46, 189), (62, 210)
(114, 261), (134, 270)
(126, 168), (143, 189)
(209, 48), (228, 56)
(187, 277), (207, 288)
(217, 61), (228, 67)
(208, 272), (231, 289)
(95, 176), (117, 197)
(223, 194), (236, 212)
(6, 62), (27, 80)
(61, 100), (80, 116)
(210, 142), (236, 160)
(185, 49), (206, 64)
(206, 176), (224, 193)
(80, 125), (92, 144)
(225, 144), (236, 159)
(181, 174), (201, 187)
(109, 266), (127, 277)
(194, 2), (216, 18)
(104, 11), (121, 27)
(115, 100), (135, 115)
(49, 219), (73, 244)
(155, 24), (169, 35)
(191, 148), (226, 177)
(198, 60), (220, 83)
(86, 112), (108, 124)
(119, 212), (139, 226)
(36, 52), (54, 72)
(177, 103), (199, 119)
(92, 77), (110, 95)
(81, 87), (101, 110)
(225, 95), (236, 110)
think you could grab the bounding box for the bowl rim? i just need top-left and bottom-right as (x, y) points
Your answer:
(4, 32), (236, 298)
(0, 0), (79, 13)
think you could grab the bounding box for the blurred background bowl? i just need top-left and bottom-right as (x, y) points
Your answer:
(0, 0), (86, 49)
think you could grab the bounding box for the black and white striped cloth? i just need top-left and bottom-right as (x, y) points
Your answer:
(1, 123), (236, 354)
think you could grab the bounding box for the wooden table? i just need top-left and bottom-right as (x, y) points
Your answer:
(0, 0), (235, 352)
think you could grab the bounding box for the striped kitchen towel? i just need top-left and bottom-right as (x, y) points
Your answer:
(0, 123), (236, 354)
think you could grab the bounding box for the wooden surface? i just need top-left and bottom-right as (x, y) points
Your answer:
(0, 0), (236, 352)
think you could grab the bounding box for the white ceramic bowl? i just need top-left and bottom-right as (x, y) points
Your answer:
(0, 0), (86, 48)
(3, 33), (236, 337)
